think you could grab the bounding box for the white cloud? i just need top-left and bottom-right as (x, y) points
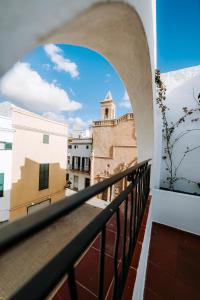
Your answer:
(67, 117), (90, 131)
(42, 112), (67, 123)
(44, 44), (79, 78)
(120, 90), (132, 109)
(0, 62), (82, 114)
(43, 112), (91, 132)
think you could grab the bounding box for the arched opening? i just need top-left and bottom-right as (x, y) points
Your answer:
(41, 2), (154, 162)
(0, 41), (138, 215)
(0, 2), (154, 299)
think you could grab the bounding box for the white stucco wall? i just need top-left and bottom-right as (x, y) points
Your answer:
(0, 0), (156, 77)
(152, 189), (200, 235)
(160, 66), (200, 194)
(0, 116), (13, 221)
(68, 139), (92, 162)
(7, 105), (68, 183)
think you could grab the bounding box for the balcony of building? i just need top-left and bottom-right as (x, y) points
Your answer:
(67, 157), (91, 175)
(0, 158), (200, 300)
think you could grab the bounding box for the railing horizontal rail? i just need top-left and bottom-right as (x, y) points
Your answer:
(11, 180), (138, 300)
(0, 159), (151, 300)
(0, 159), (150, 251)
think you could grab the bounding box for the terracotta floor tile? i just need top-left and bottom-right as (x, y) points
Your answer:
(145, 223), (200, 300)
(178, 231), (200, 252)
(148, 243), (177, 276)
(138, 227), (145, 244)
(107, 215), (117, 233)
(91, 229), (123, 259)
(130, 242), (142, 269)
(143, 288), (163, 300)
(141, 212), (148, 228)
(53, 280), (97, 300)
(104, 279), (114, 300)
(151, 223), (178, 254)
(145, 262), (175, 300)
(75, 247), (114, 297)
(176, 243), (200, 291)
(174, 278), (200, 300)
(122, 267), (137, 300)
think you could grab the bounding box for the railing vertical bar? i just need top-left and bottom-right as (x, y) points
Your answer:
(132, 187), (137, 246)
(138, 176), (142, 223)
(128, 189), (134, 260)
(98, 226), (106, 300)
(112, 208), (121, 300)
(68, 267), (78, 300)
(0, 160), (151, 300)
(121, 196), (128, 287)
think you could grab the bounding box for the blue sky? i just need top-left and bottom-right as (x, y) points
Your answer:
(157, 0), (200, 73)
(0, 44), (130, 131)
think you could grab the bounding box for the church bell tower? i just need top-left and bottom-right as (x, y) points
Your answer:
(100, 91), (116, 120)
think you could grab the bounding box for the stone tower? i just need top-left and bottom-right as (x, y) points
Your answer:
(100, 91), (116, 120)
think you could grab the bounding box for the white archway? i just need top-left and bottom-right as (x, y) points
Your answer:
(41, 2), (154, 161)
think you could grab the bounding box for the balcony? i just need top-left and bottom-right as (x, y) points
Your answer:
(0, 160), (200, 300)
(67, 164), (90, 174)
(0, 160), (151, 300)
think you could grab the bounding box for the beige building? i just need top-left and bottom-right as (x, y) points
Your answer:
(91, 92), (137, 200)
(0, 103), (67, 221)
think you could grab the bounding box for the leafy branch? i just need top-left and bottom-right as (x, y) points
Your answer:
(155, 69), (200, 192)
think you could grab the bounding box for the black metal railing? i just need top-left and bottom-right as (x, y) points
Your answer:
(0, 159), (151, 300)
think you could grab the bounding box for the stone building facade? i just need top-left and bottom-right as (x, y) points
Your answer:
(91, 92), (137, 200)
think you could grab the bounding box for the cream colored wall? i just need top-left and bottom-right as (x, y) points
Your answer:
(10, 107), (67, 220)
(92, 118), (137, 182)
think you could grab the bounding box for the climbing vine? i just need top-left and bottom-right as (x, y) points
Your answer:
(155, 69), (200, 192)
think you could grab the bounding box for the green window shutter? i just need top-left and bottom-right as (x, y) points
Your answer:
(5, 143), (12, 150)
(43, 134), (49, 144)
(0, 173), (4, 197)
(39, 164), (49, 190)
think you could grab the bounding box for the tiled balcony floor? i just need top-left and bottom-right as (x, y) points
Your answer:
(52, 197), (151, 300)
(144, 223), (200, 300)
(52, 214), (124, 300)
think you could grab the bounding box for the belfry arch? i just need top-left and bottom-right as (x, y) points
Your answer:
(41, 2), (154, 161)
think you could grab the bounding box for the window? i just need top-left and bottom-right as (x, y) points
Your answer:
(67, 156), (70, 165)
(84, 157), (90, 171)
(74, 145), (78, 149)
(73, 175), (79, 190)
(86, 145), (89, 149)
(39, 164), (49, 190)
(66, 173), (69, 181)
(74, 156), (80, 169)
(5, 143), (12, 150)
(105, 108), (109, 119)
(68, 145), (72, 149)
(0, 173), (4, 197)
(85, 178), (90, 188)
(43, 134), (49, 144)
(0, 142), (12, 150)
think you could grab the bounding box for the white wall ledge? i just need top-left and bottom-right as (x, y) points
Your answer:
(152, 188), (200, 235)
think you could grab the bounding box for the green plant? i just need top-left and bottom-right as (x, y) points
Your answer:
(155, 69), (200, 191)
